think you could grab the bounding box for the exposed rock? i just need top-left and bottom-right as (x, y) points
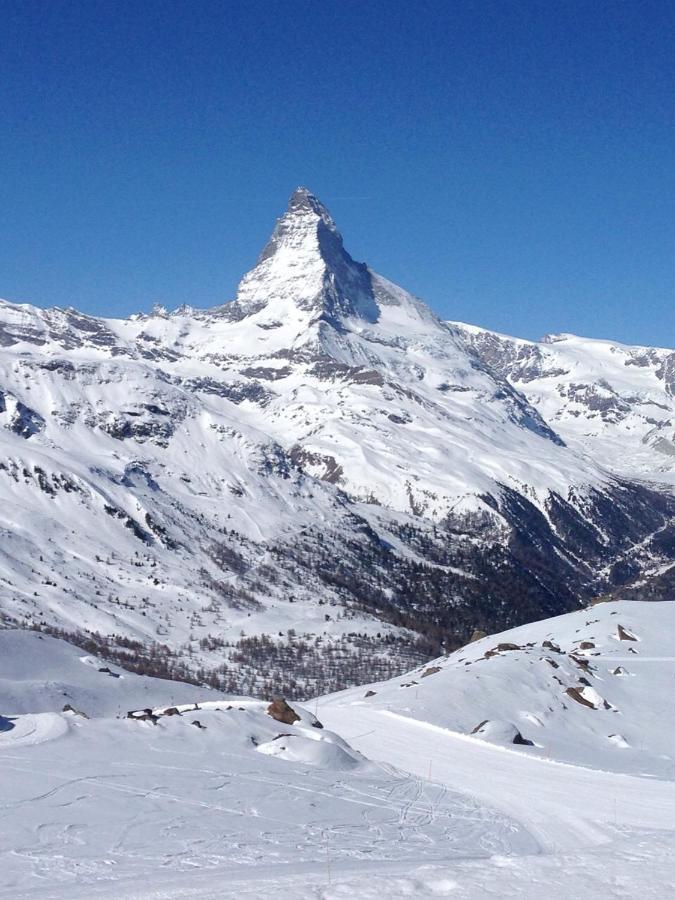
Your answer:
(565, 687), (597, 709)
(421, 666), (442, 678)
(471, 719), (534, 746)
(481, 641), (523, 657)
(617, 624), (638, 641)
(570, 655), (593, 672)
(364, 690), (377, 698)
(289, 445), (344, 484)
(126, 708), (159, 724)
(62, 704), (89, 718)
(266, 697), (300, 725)
(97, 666), (120, 678)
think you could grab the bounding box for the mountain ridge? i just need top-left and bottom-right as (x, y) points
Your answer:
(1, 188), (674, 695)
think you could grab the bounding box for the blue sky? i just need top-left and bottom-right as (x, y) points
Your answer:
(1, 0), (673, 345)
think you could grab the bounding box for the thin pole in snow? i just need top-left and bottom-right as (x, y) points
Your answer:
(325, 831), (332, 886)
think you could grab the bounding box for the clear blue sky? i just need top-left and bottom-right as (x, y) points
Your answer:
(2, 0), (673, 345)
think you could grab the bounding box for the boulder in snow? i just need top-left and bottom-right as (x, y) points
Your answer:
(470, 720), (534, 746)
(266, 697), (300, 726)
(617, 624), (638, 641)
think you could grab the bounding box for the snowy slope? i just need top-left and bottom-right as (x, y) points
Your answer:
(1, 187), (674, 693)
(0, 633), (535, 898)
(454, 321), (675, 484)
(0, 630), (232, 717)
(2, 607), (675, 898)
(319, 599), (675, 776)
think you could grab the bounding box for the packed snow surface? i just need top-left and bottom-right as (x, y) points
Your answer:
(2, 602), (675, 897)
(0, 633), (534, 898)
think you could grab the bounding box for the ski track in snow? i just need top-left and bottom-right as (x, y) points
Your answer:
(3, 712), (675, 898)
(0, 710), (533, 898)
(318, 706), (675, 853)
(2, 696), (675, 898)
(2, 603), (675, 897)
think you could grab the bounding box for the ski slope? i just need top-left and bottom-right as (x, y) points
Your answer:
(316, 705), (675, 853)
(2, 605), (675, 897)
(0, 654), (534, 897)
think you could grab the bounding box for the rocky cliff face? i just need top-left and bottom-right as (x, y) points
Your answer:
(1, 188), (673, 696)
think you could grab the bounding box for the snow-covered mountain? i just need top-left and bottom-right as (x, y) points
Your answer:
(453, 322), (675, 485)
(453, 322), (675, 603)
(1, 187), (674, 693)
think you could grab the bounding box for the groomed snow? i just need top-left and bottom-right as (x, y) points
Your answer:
(0, 632), (535, 897)
(2, 604), (675, 898)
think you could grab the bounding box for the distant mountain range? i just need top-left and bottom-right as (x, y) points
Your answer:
(2, 187), (673, 694)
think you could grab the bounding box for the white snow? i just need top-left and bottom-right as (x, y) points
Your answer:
(2, 602), (675, 897)
(0, 630), (228, 717)
(452, 321), (675, 484)
(0, 632), (534, 898)
(1, 188), (675, 895)
(0, 189), (672, 676)
(320, 600), (675, 776)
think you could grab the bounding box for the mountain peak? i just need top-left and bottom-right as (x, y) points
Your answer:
(256, 187), (342, 264)
(286, 186), (328, 215)
(234, 188), (379, 324)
